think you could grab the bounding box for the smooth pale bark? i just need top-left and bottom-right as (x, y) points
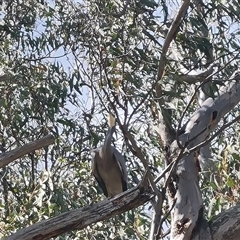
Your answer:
(170, 77), (240, 240)
(197, 83), (216, 179)
(150, 0), (191, 237)
(170, 154), (203, 240)
(198, 146), (215, 178)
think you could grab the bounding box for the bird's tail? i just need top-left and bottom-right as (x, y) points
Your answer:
(108, 113), (116, 128)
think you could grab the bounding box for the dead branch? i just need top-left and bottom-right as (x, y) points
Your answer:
(0, 135), (55, 168)
(5, 185), (154, 240)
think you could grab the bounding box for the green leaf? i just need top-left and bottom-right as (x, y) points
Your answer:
(231, 152), (240, 160)
(140, 0), (158, 8)
(57, 119), (75, 128)
(227, 177), (234, 187)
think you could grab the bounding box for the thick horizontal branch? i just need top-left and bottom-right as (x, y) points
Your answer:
(5, 186), (154, 240)
(0, 135), (55, 168)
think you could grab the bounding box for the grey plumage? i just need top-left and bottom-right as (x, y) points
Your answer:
(91, 114), (127, 197)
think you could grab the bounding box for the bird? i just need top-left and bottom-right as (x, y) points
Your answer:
(91, 114), (127, 197)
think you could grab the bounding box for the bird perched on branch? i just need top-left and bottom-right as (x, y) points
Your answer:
(91, 114), (127, 197)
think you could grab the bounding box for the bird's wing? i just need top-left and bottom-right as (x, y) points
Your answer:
(91, 151), (108, 196)
(112, 147), (128, 191)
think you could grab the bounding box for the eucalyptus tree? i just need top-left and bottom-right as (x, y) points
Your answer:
(1, 0), (240, 240)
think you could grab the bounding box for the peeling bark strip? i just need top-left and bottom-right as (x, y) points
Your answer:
(170, 77), (240, 240)
(0, 135), (55, 168)
(5, 187), (154, 240)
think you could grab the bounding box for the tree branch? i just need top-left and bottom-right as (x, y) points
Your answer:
(151, 1), (191, 238)
(0, 135), (55, 168)
(155, 0), (191, 146)
(177, 64), (215, 83)
(170, 77), (240, 239)
(156, 0), (190, 89)
(5, 185), (154, 240)
(210, 205), (240, 240)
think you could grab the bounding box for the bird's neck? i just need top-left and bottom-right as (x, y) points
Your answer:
(102, 126), (115, 155)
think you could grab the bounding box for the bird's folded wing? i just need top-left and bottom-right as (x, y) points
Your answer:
(91, 152), (108, 196)
(112, 147), (128, 188)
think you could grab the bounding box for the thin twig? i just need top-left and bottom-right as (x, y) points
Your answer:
(154, 160), (175, 184)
